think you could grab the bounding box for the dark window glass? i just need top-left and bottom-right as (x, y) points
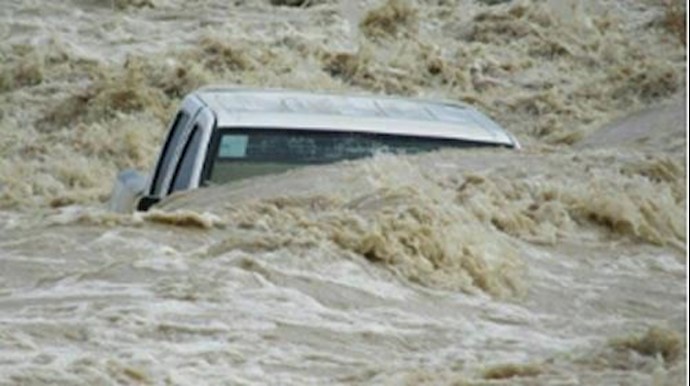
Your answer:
(151, 112), (190, 195)
(170, 125), (202, 193)
(209, 129), (501, 184)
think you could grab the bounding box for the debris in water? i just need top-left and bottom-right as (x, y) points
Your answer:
(610, 326), (682, 364)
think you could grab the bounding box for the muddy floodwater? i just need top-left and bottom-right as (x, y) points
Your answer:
(0, 0), (687, 385)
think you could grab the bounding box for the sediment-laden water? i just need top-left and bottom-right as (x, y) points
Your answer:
(0, 0), (686, 384)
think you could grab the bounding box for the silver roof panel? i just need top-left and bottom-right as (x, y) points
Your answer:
(194, 87), (516, 146)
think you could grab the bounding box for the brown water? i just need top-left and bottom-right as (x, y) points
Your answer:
(0, 0), (687, 384)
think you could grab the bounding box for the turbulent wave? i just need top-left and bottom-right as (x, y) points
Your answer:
(0, 0), (686, 385)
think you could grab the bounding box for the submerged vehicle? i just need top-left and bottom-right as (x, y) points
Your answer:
(109, 87), (520, 212)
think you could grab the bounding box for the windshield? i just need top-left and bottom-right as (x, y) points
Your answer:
(207, 129), (504, 184)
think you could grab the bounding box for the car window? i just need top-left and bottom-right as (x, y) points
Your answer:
(170, 125), (202, 193)
(209, 129), (500, 184)
(151, 111), (191, 196)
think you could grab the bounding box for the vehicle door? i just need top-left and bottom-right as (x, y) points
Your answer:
(146, 96), (202, 198)
(167, 106), (216, 195)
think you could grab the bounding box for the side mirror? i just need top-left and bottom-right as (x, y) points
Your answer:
(108, 169), (148, 213)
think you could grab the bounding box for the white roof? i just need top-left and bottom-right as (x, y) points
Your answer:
(194, 87), (516, 146)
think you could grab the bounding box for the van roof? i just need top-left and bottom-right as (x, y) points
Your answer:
(194, 87), (517, 146)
